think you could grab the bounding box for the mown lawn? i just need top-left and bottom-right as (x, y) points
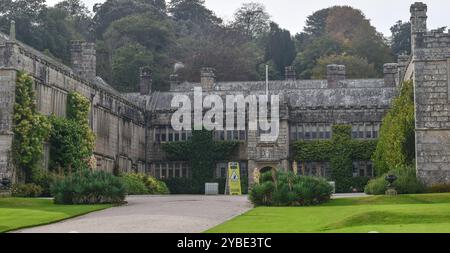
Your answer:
(0, 198), (111, 233)
(207, 193), (450, 233)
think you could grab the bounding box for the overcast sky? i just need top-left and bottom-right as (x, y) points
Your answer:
(45, 0), (450, 36)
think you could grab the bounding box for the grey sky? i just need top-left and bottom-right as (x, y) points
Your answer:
(45, 0), (450, 36)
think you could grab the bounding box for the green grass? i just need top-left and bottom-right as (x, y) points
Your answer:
(0, 198), (111, 232)
(207, 193), (450, 233)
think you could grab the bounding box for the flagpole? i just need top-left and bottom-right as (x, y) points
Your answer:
(266, 65), (269, 97)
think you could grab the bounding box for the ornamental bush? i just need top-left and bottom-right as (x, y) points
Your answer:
(11, 183), (43, 197)
(51, 170), (126, 205)
(122, 173), (149, 195)
(249, 171), (333, 206)
(364, 166), (425, 195)
(122, 173), (169, 195)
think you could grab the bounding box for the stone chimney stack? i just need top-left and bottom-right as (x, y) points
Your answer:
(200, 67), (215, 90)
(71, 41), (96, 81)
(410, 2), (427, 54)
(170, 74), (179, 91)
(327, 64), (346, 88)
(285, 66), (296, 81)
(9, 20), (15, 41)
(139, 67), (152, 95)
(384, 63), (399, 87)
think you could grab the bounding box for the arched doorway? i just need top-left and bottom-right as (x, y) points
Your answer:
(259, 166), (276, 174)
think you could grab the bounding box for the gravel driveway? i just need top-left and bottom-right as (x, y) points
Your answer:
(14, 195), (252, 233)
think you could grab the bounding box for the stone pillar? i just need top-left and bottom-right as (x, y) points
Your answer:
(327, 64), (346, 88)
(9, 20), (15, 41)
(200, 67), (215, 91)
(397, 55), (410, 82)
(410, 2), (427, 55)
(0, 68), (17, 183)
(139, 67), (152, 95)
(247, 160), (258, 186)
(169, 74), (179, 91)
(285, 66), (296, 81)
(71, 41), (96, 81)
(384, 63), (399, 87)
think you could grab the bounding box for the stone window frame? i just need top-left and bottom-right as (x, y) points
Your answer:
(352, 123), (380, 140)
(154, 162), (190, 179)
(291, 123), (332, 141)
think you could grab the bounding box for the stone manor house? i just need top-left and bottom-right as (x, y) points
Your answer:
(0, 2), (449, 187)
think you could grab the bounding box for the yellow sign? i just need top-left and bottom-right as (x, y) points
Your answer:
(228, 162), (242, 195)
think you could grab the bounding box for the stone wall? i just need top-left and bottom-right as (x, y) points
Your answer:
(411, 2), (450, 185)
(0, 68), (16, 181)
(0, 38), (147, 181)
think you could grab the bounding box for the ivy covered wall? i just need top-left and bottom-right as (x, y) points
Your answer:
(162, 129), (240, 193)
(293, 125), (377, 193)
(13, 71), (96, 182)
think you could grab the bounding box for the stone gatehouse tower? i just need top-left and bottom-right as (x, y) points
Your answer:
(409, 2), (450, 185)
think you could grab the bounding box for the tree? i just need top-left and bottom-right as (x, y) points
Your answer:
(372, 81), (415, 175)
(93, 0), (167, 37)
(295, 7), (330, 51)
(111, 43), (156, 92)
(265, 22), (296, 79)
(294, 6), (393, 78)
(0, 0), (47, 47)
(168, 0), (221, 26)
(231, 2), (270, 39)
(55, 0), (91, 18)
(294, 35), (343, 79)
(101, 12), (174, 91)
(390, 21), (411, 56)
(312, 54), (378, 79)
(173, 25), (263, 82)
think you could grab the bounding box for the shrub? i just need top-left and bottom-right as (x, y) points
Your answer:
(122, 174), (149, 195)
(249, 171), (333, 206)
(51, 170), (126, 205)
(31, 169), (61, 197)
(122, 173), (169, 195)
(427, 184), (450, 193)
(164, 178), (199, 194)
(365, 166), (425, 195)
(11, 183), (43, 197)
(144, 176), (170, 195)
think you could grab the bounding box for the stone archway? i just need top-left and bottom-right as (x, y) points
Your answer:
(259, 166), (276, 174)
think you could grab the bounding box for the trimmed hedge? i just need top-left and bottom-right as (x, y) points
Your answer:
(249, 171), (333, 206)
(51, 170), (126, 205)
(163, 177), (247, 195)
